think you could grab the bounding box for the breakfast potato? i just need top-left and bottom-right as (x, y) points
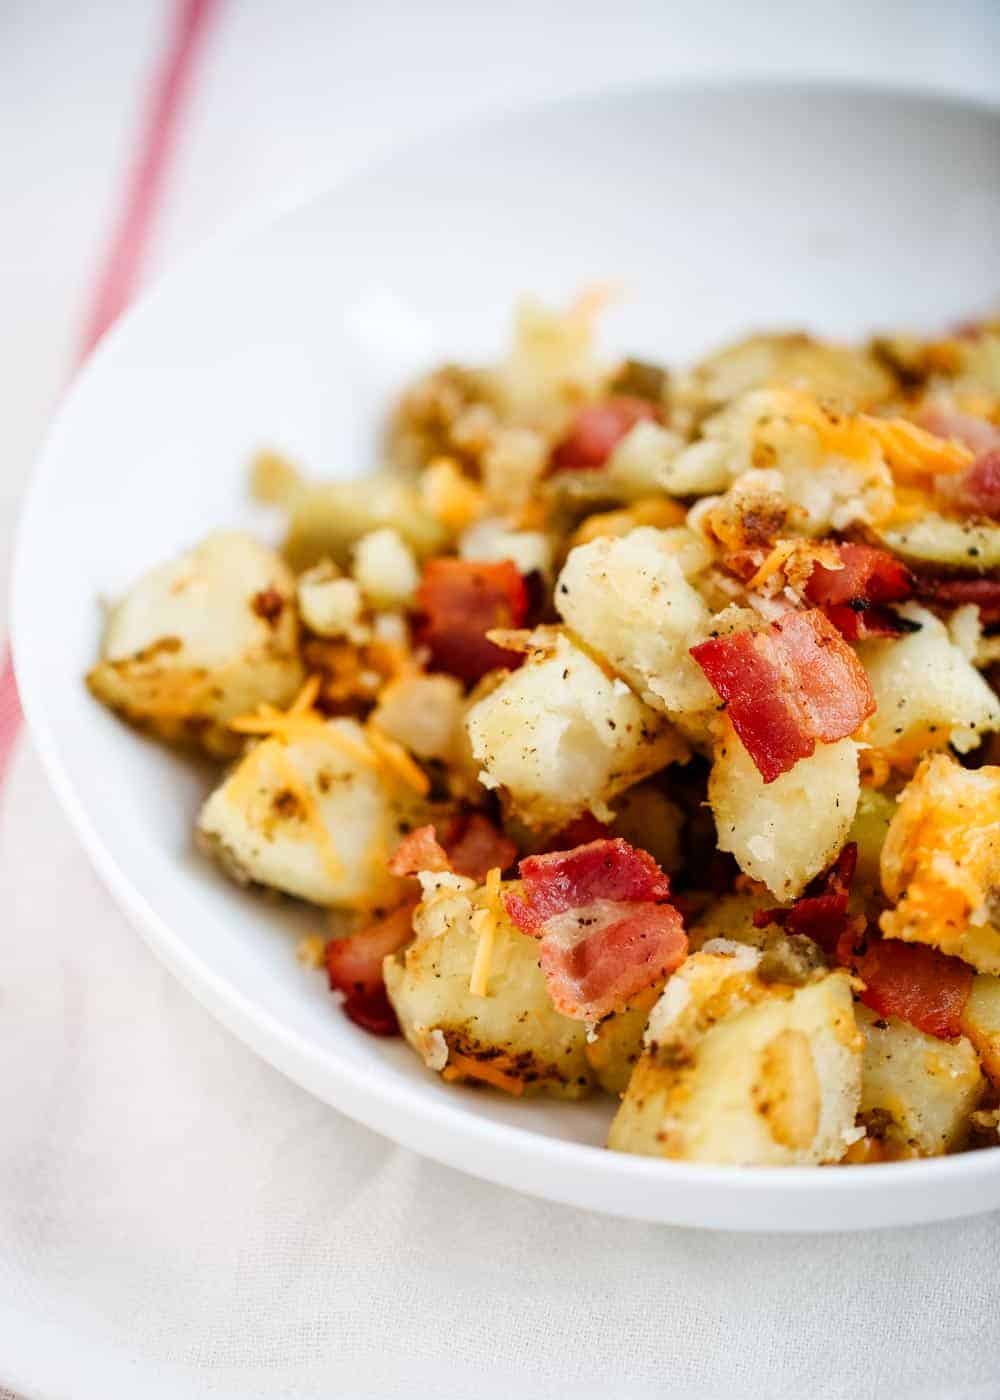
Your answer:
(845, 787), (897, 889)
(880, 518), (1000, 572)
(87, 531), (303, 757)
(859, 607), (1000, 763)
(555, 528), (716, 717)
(608, 951), (862, 1165)
(610, 783), (685, 874)
(675, 332), (896, 418)
(371, 673), (466, 765)
(465, 628), (686, 829)
(709, 724), (860, 901)
(385, 878), (594, 1098)
(283, 473), (448, 571)
(585, 984), (662, 1096)
(197, 717), (426, 909)
(880, 754), (1000, 972)
(856, 1005), (984, 1157)
(960, 974), (1000, 1085)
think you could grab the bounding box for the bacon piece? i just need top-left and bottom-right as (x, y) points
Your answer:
(838, 931), (973, 1041)
(915, 575), (1000, 625)
(504, 838), (673, 935)
(754, 843), (859, 955)
(503, 838), (685, 1020)
(388, 825), (451, 877)
(689, 609), (876, 782)
(804, 543), (914, 640)
(549, 396), (658, 473)
(441, 812), (517, 881)
(325, 903), (415, 1036)
(939, 448), (1000, 521)
(537, 902), (687, 1022)
(416, 558), (528, 684)
(917, 405), (1000, 456)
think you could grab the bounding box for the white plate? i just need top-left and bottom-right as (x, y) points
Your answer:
(13, 81), (1000, 1231)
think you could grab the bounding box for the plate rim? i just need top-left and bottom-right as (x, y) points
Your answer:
(13, 75), (1000, 1229)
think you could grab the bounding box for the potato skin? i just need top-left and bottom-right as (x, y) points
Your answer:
(608, 953), (862, 1165)
(857, 1005), (984, 1157)
(385, 882), (594, 1098)
(87, 531), (303, 757)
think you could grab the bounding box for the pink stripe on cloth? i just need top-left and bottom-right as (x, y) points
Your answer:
(0, 0), (220, 792)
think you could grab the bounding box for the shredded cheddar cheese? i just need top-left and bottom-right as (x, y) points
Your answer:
(468, 866), (504, 997)
(442, 1051), (526, 1096)
(365, 722), (431, 796)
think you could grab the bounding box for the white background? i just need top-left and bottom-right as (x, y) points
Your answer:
(2, 3), (1000, 1397)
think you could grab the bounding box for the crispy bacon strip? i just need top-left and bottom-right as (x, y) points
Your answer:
(417, 558), (528, 683)
(839, 931), (973, 1041)
(756, 842), (974, 1040)
(389, 814), (517, 882)
(940, 448), (1000, 522)
(440, 812), (517, 881)
(690, 610), (876, 782)
(549, 396), (658, 473)
(914, 575), (1000, 625)
(804, 543), (914, 641)
(754, 844), (859, 955)
(326, 903), (415, 1036)
(503, 838), (686, 1020)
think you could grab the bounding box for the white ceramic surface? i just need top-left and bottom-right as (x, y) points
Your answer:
(13, 82), (1000, 1230)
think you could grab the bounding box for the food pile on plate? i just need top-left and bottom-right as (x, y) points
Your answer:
(87, 296), (1000, 1166)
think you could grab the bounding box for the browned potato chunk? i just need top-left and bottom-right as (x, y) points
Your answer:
(88, 531), (303, 757)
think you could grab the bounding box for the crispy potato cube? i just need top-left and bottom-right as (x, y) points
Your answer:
(880, 754), (1000, 973)
(197, 717), (425, 909)
(296, 561), (366, 640)
(371, 673), (466, 765)
(960, 974), (1000, 1085)
(678, 333), (895, 416)
(385, 879), (594, 1098)
(555, 528), (715, 717)
(857, 1005), (983, 1157)
(584, 984), (662, 1096)
(845, 787), (897, 889)
(611, 783), (684, 874)
(87, 531), (303, 757)
(859, 607), (1000, 763)
(283, 473), (447, 572)
(709, 723), (859, 901)
(608, 951), (862, 1164)
(465, 628), (686, 829)
(351, 528), (419, 608)
(880, 518), (1000, 572)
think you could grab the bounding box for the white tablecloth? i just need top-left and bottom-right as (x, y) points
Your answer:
(3, 3), (1000, 1396)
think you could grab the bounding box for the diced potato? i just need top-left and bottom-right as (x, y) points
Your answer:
(495, 295), (602, 419)
(384, 879), (594, 1098)
(709, 723), (860, 901)
(677, 333), (896, 417)
(87, 531), (303, 757)
(845, 787), (897, 888)
(555, 528), (716, 716)
(961, 974), (1000, 1085)
(296, 561), (366, 640)
(611, 784), (684, 874)
(880, 754), (1000, 972)
(197, 717), (425, 909)
(459, 518), (553, 577)
(857, 1005), (983, 1157)
(585, 984), (661, 1095)
(371, 673), (466, 764)
(608, 951), (862, 1164)
(283, 473), (447, 571)
(859, 606), (1000, 761)
(465, 628), (686, 829)
(687, 893), (830, 986)
(880, 517), (1000, 572)
(351, 527), (419, 608)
